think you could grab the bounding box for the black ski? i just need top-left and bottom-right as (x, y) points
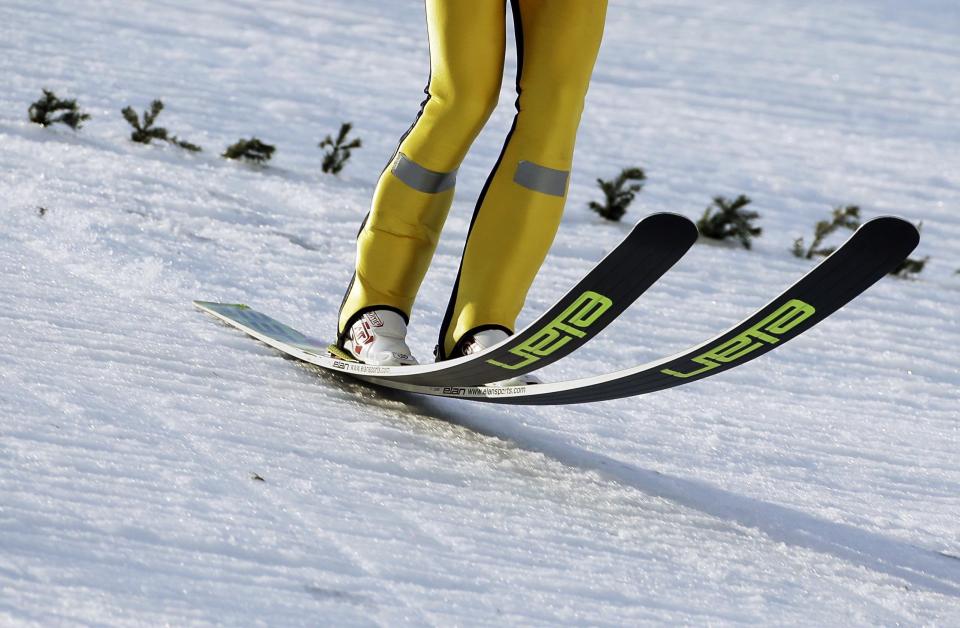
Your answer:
(353, 216), (920, 404)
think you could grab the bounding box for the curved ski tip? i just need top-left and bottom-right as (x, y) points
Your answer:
(855, 216), (921, 260)
(193, 300), (249, 310)
(868, 215), (920, 231)
(632, 212), (700, 239)
(862, 215), (921, 247)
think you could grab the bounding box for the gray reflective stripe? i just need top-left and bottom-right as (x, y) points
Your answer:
(391, 153), (457, 193)
(513, 161), (569, 197)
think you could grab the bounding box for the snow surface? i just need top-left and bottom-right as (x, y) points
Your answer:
(2, 0), (959, 624)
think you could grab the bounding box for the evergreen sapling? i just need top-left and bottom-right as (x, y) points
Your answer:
(121, 100), (201, 151)
(697, 195), (761, 249)
(588, 167), (646, 222)
(223, 138), (276, 164)
(28, 89), (91, 130)
(890, 256), (929, 278)
(889, 222), (928, 278)
(792, 205), (861, 259)
(319, 123), (362, 174)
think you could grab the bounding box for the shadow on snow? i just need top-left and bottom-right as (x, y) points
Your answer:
(319, 367), (960, 599)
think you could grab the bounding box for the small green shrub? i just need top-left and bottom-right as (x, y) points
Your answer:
(792, 205), (861, 259)
(28, 89), (90, 130)
(890, 256), (929, 278)
(889, 222), (927, 278)
(121, 100), (201, 151)
(697, 195), (761, 249)
(223, 138), (276, 164)
(319, 122), (362, 174)
(588, 167), (646, 222)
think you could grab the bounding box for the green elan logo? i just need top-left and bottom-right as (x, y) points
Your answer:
(661, 298), (816, 379)
(487, 291), (613, 371)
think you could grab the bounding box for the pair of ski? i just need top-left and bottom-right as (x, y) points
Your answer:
(195, 213), (919, 405)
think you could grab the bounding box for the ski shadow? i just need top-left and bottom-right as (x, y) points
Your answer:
(364, 384), (960, 599)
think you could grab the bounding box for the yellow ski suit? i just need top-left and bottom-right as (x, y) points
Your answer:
(339, 0), (607, 358)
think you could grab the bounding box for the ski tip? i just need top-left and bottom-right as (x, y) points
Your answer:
(860, 216), (921, 253)
(632, 212), (700, 242)
(866, 215), (921, 233)
(193, 300), (250, 311)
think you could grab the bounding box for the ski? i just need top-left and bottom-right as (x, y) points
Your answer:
(195, 212), (698, 386)
(354, 216), (919, 404)
(198, 217), (917, 405)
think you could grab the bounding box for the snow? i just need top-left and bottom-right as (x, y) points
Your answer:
(2, 0), (959, 624)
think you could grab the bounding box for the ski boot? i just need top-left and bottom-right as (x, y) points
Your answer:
(342, 309), (418, 366)
(456, 328), (540, 387)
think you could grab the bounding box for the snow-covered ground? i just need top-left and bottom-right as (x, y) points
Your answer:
(2, 0), (959, 624)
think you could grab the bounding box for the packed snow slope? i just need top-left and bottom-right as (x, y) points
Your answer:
(2, 0), (959, 625)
